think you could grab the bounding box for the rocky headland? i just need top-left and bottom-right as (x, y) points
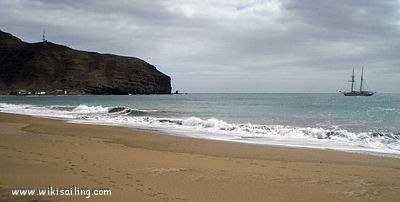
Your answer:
(0, 30), (171, 95)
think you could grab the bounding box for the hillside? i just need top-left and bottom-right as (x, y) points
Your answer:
(0, 30), (171, 95)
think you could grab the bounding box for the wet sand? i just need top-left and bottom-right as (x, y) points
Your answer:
(0, 112), (399, 201)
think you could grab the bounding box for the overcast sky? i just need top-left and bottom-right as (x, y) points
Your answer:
(1, 0), (399, 93)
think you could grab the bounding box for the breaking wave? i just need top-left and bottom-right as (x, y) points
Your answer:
(106, 116), (400, 154)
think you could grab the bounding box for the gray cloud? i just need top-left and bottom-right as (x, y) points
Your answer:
(1, 0), (399, 92)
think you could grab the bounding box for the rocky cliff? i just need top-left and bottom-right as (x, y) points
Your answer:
(0, 30), (171, 95)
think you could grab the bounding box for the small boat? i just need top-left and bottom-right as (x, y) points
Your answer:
(340, 67), (374, 96)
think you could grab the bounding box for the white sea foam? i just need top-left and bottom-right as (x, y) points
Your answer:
(72, 104), (109, 113)
(1, 103), (399, 158)
(0, 103), (74, 118)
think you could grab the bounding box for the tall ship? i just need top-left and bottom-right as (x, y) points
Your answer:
(341, 67), (374, 96)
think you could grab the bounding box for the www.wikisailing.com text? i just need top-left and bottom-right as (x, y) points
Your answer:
(11, 185), (111, 199)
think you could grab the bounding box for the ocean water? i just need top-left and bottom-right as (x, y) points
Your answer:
(1, 93), (399, 157)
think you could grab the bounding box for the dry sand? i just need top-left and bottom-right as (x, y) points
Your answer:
(0, 112), (399, 201)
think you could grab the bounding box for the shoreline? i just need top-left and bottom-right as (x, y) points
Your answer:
(2, 110), (398, 160)
(1, 112), (400, 201)
(1, 104), (398, 159)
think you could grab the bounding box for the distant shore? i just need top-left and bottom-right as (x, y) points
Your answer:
(1, 112), (400, 201)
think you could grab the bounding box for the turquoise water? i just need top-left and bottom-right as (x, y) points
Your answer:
(1, 93), (399, 157)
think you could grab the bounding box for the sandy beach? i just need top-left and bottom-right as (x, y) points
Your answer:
(0, 112), (399, 201)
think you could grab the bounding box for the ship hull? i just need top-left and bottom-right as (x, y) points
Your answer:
(343, 91), (374, 96)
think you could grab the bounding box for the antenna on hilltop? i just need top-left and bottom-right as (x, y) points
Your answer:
(42, 29), (47, 42)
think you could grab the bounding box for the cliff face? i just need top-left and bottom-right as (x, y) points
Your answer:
(0, 30), (171, 94)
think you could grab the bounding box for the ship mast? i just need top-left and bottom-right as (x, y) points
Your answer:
(359, 66), (364, 92)
(350, 68), (355, 92)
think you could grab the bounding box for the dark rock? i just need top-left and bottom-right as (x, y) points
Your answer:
(0, 30), (171, 94)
